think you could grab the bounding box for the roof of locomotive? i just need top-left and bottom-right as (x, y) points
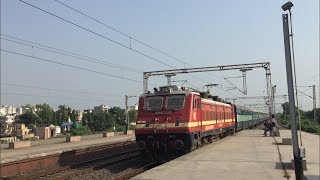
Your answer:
(140, 90), (198, 98)
(201, 98), (232, 107)
(140, 90), (231, 107)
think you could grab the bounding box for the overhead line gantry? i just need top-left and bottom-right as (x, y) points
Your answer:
(143, 62), (273, 118)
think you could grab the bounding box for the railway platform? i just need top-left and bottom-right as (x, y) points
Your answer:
(0, 133), (135, 164)
(133, 130), (319, 180)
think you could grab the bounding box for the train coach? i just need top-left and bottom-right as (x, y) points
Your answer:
(236, 105), (267, 131)
(135, 85), (267, 154)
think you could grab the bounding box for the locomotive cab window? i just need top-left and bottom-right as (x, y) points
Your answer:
(144, 96), (163, 110)
(166, 95), (185, 110)
(193, 98), (198, 109)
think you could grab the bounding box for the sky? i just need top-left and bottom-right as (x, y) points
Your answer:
(1, 0), (319, 112)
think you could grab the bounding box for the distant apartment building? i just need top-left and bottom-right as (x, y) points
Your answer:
(93, 104), (109, 113)
(84, 109), (93, 113)
(16, 107), (23, 115)
(0, 105), (16, 116)
(76, 110), (83, 123)
(0, 115), (15, 135)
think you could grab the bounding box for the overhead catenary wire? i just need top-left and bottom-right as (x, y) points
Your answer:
(18, 0), (175, 69)
(1, 49), (157, 86)
(1, 36), (142, 73)
(16, 0), (249, 103)
(53, 0), (200, 66)
(1, 92), (121, 103)
(18, 0), (231, 91)
(0, 40), (174, 93)
(53, 0), (240, 91)
(1, 82), (119, 97)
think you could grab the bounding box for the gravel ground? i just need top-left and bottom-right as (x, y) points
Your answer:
(71, 157), (152, 180)
(11, 156), (151, 180)
(16, 164), (62, 177)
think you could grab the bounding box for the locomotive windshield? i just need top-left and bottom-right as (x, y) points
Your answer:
(144, 96), (163, 110)
(165, 95), (185, 110)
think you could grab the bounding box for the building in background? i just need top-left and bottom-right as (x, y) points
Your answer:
(13, 123), (29, 136)
(16, 107), (23, 115)
(76, 110), (83, 123)
(0, 105), (16, 116)
(0, 115), (15, 135)
(84, 109), (93, 113)
(35, 125), (61, 139)
(93, 104), (109, 113)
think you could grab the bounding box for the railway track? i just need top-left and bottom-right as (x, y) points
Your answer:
(0, 140), (137, 179)
(6, 148), (141, 180)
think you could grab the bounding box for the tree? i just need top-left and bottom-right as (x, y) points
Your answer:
(70, 109), (79, 123)
(82, 112), (93, 127)
(87, 111), (112, 132)
(55, 105), (70, 125)
(109, 107), (126, 126)
(281, 102), (290, 115)
(18, 111), (39, 125)
(35, 103), (54, 125)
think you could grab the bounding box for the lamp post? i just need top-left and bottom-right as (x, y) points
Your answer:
(281, 1), (304, 179)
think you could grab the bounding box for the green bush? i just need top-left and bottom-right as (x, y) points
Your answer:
(301, 119), (320, 135)
(129, 124), (135, 130)
(277, 114), (320, 135)
(71, 126), (92, 136)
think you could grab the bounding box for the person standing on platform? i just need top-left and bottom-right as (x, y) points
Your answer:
(263, 121), (271, 136)
(271, 114), (276, 127)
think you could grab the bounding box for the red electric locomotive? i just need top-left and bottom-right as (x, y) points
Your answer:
(135, 85), (236, 153)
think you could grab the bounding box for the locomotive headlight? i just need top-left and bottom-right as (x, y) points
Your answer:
(175, 118), (180, 126)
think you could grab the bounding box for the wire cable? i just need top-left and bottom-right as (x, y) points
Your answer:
(1, 36), (142, 73)
(1, 49), (157, 86)
(1, 82), (118, 96)
(53, 0), (233, 87)
(53, 0), (195, 66)
(1, 92), (119, 102)
(18, 0), (231, 91)
(1, 34), (141, 72)
(18, 0), (175, 68)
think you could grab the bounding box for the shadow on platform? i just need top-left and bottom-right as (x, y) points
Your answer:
(275, 162), (293, 170)
(304, 175), (320, 180)
(272, 142), (287, 145)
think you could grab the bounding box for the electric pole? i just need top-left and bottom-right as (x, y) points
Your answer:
(124, 95), (129, 135)
(312, 85), (316, 122)
(124, 95), (137, 135)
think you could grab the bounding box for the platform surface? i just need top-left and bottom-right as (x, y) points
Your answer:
(133, 130), (319, 180)
(0, 134), (135, 164)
